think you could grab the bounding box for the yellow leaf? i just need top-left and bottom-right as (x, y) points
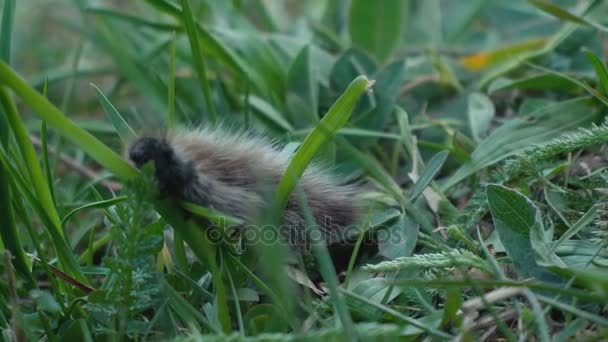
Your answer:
(460, 38), (547, 72)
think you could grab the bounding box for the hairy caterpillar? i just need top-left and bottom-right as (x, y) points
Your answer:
(127, 126), (366, 250)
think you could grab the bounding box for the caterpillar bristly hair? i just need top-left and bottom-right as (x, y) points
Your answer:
(127, 126), (368, 256)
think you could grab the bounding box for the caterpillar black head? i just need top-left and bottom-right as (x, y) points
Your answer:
(128, 136), (195, 197)
(128, 137), (173, 168)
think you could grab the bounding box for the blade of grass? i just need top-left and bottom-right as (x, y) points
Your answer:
(582, 48), (608, 96)
(154, 198), (231, 332)
(179, 0), (217, 123)
(168, 31), (177, 129)
(145, 0), (273, 98)
(389, 279), (601, 303)
(61, 196), (127, 227)
(292, 127), (402, 140)
(0, 0), (14, 63)
(0, 60), (137, 180)
(41, 79), (55, 205)
(0, 163), (33, 285)
(12, 192), (64, 298)
(475, 0), (600, 88)
(0, 0), (32, 286)
(522, 288), (551, 342)
(537, 294), (608, 326)
(549, 204), (598, 254)
(339, 288), (453, 339)
(84, 6), (182, 32)
(408, 150), (448, 202)
(0, 147), (87, 284)
(528, 0), (608, 32)
(92, 17), (168, 113)
(224, 254), (245, 336)
(181, 201), (244, 226)
(91, 83), (137, 143)
(161, 279), (218, 333)
(144, 0), (242, 73)
(295, 188), (356, 340)
(525, 62), (608, 107)
(274, 75), (373, 209)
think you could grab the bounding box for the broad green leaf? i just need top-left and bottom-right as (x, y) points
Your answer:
(378, 215), (419, 260)
(58, 318), (94, 342)
(274, 75), (373, 209)
(467, 92), (494, 142)
(443, 97), (598, 190)
(409, 150), (448, 202)
(31, 289), (62, 314)
(348, 0), (406, 63)
(91, 84), (136, 143)
(486, 184), (561, 282)
(330, 49), (376, 92)
(330, 52), (404, 146)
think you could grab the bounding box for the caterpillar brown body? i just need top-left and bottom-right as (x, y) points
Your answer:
(127, 126), (364, 247)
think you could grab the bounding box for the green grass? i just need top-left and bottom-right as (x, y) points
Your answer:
(1, 0), (608, 340)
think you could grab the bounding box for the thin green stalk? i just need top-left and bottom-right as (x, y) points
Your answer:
(179, 0), (217, 123)
(41, 79), (55, 204)
(168, 31), (177, 129)
(339, 288), (454, 339)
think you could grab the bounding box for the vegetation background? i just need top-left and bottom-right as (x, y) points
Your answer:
(1, 0), (607, 340)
